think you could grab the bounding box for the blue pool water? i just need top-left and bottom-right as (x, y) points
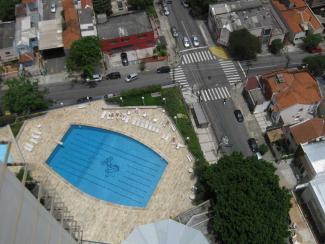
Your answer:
(0, 144), (13, 164)
(47, 125), (167, 208)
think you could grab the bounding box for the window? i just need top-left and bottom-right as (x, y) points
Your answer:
(5, 51), (10, 55)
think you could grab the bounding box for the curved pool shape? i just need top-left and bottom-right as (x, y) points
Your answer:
(47, 125), (167, 208)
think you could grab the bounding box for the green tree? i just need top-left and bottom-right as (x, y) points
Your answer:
(189, 0), (215, 18)
(1, 78), (49, 115)
(66, 36), (101, 76)
(228, 29), (261, 61)
(303, 33), (323, 50)
(93, 0), (112, 15)
(303, 55), (325, 76)
(0, 0), (19, 21)
(269, 39), (284, 54)
(204, 153), (291, 243)
(128, 0), (153, 10)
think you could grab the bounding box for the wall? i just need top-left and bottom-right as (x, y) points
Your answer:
(0, 47), (18, 64)
(100, 31), (155, 55)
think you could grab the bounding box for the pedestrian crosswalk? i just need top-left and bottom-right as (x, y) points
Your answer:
(170, 66), (190, 92)
(199, 86), (231, 102)
(219, 60), (242, 85)
(181, 50), (217, 65)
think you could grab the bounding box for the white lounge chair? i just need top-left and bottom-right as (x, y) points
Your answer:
(143, 113), (147, 117)
(132, 119), (136, 125)
(148, 124), (153, 131)
(155, 127), (160, 133)
(101, 111), (107, 119)
(37, 124), (42, 128)
(32, 133), (40, 139)
(164, 134), (170, 141)
(125, 117), (129, 123)
(127, 110), (131, 115)
(153, 118), (158, 122)
(32, 129), (42, 135)
(24, 145), (33, 152)
(141, 120), (146, 128)
(25, 142), (34, 149)
(171, 124), (176, 132)
(186, 154), (193, 162)
(145, 121), (149, 129)
(136, 120), (141, 127)
(30, 138), (38, 144)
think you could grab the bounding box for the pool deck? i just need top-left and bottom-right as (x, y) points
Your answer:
(16, 101), (196, 244)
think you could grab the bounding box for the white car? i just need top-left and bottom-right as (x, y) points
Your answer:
(191, 35), (200, 47)
(163, 6), (170, 16)
(86, 74), (102, 82)
(50, 3), (56, 13)
(125, 73), (138, 82)
(183, 36), (190, 48)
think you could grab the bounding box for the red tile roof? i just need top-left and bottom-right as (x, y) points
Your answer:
(19, 52), (34, 63)
(290, 118), (325, 144)
(62, 0), (81, 49)
(271, 0), (322, 34)
(261, 69), (322, 111)
(244, 77), (260, 91)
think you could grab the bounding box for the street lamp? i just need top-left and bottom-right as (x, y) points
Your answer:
(186, 136), (190, 144)
(120, 97), (123, 104)
(174, 115), (177, 125)
(141, 96), (145, 105)
(86, 96), (90, 105)
(162, 97), (166, 105)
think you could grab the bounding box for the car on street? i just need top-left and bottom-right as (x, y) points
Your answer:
(234, 109), (244, 122)
(121, 52), (129, 66)
(86, 74), (102, 82)
(181, 0), (189, 7)
(163, 6), (170, 16)
(183, 36), (190, 48)
(157, 66), (171, 73)
(248, 138), (258, 153)
(297, 63), (308, 70)
(191, 35), (199, 47)
(77, 96), (93, 103)
(125, 73), (138, 82)
(104, 93), (116, 99)
(106, 72), (121, 79)
(171, 26), (178, 38)
(50, 3), (56, 13)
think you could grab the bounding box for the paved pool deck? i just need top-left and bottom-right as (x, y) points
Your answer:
(16, 100), (196, 243)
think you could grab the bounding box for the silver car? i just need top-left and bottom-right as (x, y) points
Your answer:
(191, 35), (199, 47)
(125, 73), (138, 82)
(183, 36), (190, 48)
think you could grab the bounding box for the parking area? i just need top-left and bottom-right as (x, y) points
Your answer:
(43, 0), (61, 21)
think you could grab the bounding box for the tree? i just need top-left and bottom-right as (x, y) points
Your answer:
(204, 153), (291, 243)
(93, 0), (112, 15)
(269, 39), (284, 54)
(228, 29), (261, 61)
(128, 0), (153, 10)
(189, 0), (215, 18)
(66, 36), (102, 76)
(1, 78), (49, 115)
(303, 55), (325, 76)
(303, 33), (323, 50)
(0, 0), (19, 21)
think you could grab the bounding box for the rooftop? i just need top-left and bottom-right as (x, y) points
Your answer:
(290, 118), (325, 145)
(79, 8), (93, 25)
(302, 141), (325, 175)
(63, 0), (81, 49)
(261, 69), (322, 111)
(15, 16), (37, 47)
(308, 172), (325, 218)
(271, 0), (322, 33)
(0, 21), (15, 49)
(81, 0), (93, 8)
(97, 11), (152, 40)
(38, 19), (63, 50)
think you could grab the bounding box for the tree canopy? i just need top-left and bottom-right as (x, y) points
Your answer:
(303, 33), (323, 50)
(128, 0), (153, 10)
(1, 78), (49, 115)
(66, 36), (101, 76)
(228, 29), (261, 61)
(269, 39), (284, 54)
(303, 55), (325, 76)
(93, 0), (112, 15)
(203, 153), (291, 243)
(0, 0), (19, 21)
(189, 0), (215, 18)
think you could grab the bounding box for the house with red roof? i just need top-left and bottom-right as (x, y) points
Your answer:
(63, 0), (81, 52)
(271, 0), (323, 45)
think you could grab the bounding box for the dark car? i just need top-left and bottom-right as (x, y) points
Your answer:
(121, 52), (128, 66)
(157, 66), (171, 73)
(234, 109), (244, 122)
(171, 26), (178, 38)
(77, 96), (93, 103)
(248, 138), (258, 152)
(117, 0), (123, 10)
(106, 72), (121, 79)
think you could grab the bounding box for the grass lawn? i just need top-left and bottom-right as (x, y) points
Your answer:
(10, 121), (24, 137)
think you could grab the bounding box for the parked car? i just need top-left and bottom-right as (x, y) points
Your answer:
(183, 36), (190, 48)
(248, 138), (258, 153)
(171, 26), (178, 38)
(86, 74), (102, 82)
(308, 46), (322, 53)
(121, 52), (129, 66)
(50, 3), (56, 13)
(106, 72), (121, 79)
(161, 0), (167, 7)
(104, 93), (116, 99)
(163, 6), (170, 16)
(255, 152), (262, 160)
(297, 63), (308, 70)
(191, 35), (199, 47)
(157, 66), (171, 73)
(181, 0), (189, 7)
(234, 109), (244, 122)
(77, 96), (93, 103)
(125, 73), (138, 82)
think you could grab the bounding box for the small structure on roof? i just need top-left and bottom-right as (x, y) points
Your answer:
(122, 219), (209, 244)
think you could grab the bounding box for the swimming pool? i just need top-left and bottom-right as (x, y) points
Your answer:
(47, 125), (167, 208)
(0, 143), (13, 164)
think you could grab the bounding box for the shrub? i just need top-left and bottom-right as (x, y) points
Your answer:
(0, 114), (16, 127)
(259, 143), (269, 155)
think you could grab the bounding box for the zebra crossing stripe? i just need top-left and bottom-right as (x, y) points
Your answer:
(225, 87), (231, 97)
(227, 76), (240, 80)
(187, 54), (192, 63)
(207, 51), (213, 60)
(220, 64), (236, 69)
(201, 51), (207, 60)
(214, 88), (220, 99)
(212, 88), (218, 100)
(220, 61), (233, 64)
(200, 90), (207, 101)
(221, 87), (228, 98)
(198, 52), (204, 61)
(204, 90), (210, 101)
